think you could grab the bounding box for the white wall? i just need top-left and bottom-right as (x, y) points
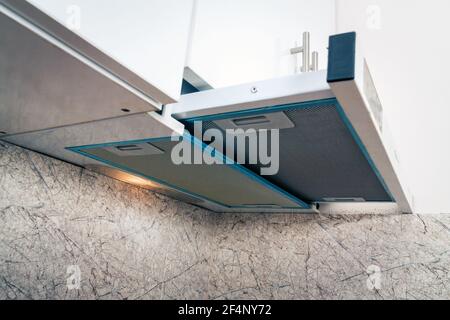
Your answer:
(187, 0), (335, 88)
(27, 0), (194, 103)
(336, 0), (450, 214)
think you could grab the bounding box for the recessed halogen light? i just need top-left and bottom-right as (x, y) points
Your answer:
(115, 171), (158, 189)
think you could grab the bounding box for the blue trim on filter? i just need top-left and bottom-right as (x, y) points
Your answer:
(334, 104), (395, 202)
(183, 98), (339, 123)
(186, 133), (309, 208)
(182, 98), (395, 203)
(67, 132), (310, 210)
(69, 145), (230, 209)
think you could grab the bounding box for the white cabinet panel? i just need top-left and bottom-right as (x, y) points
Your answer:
(187, 0), (335, 89)
(27, 0), (194, 103)
(336, 0), (450, 214)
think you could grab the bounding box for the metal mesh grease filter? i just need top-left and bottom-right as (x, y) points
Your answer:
(186, 100), (392, 202)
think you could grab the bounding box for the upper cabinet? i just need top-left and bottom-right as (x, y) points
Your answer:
(0, 0), (193, 135)
(26, 0), (195, 103)
(186, 0), (336, 89)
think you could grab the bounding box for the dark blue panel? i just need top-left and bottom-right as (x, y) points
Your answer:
(181, 80), (199, 95)
(327, 32), (356, 83)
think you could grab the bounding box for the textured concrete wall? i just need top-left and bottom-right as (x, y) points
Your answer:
(1, 141), (449, 300)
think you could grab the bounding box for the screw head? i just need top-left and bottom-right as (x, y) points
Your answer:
(251, 86), (258, 94)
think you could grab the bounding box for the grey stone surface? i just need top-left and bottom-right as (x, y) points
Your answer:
(1, 141), (449, 300)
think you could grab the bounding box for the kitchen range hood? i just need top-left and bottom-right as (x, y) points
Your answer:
(165, 33), (412, 213)
(0, 1), (413, 214)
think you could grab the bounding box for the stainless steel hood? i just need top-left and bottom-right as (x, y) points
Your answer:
(0, 0), (164, 136)
(168, 32), (414, 214)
